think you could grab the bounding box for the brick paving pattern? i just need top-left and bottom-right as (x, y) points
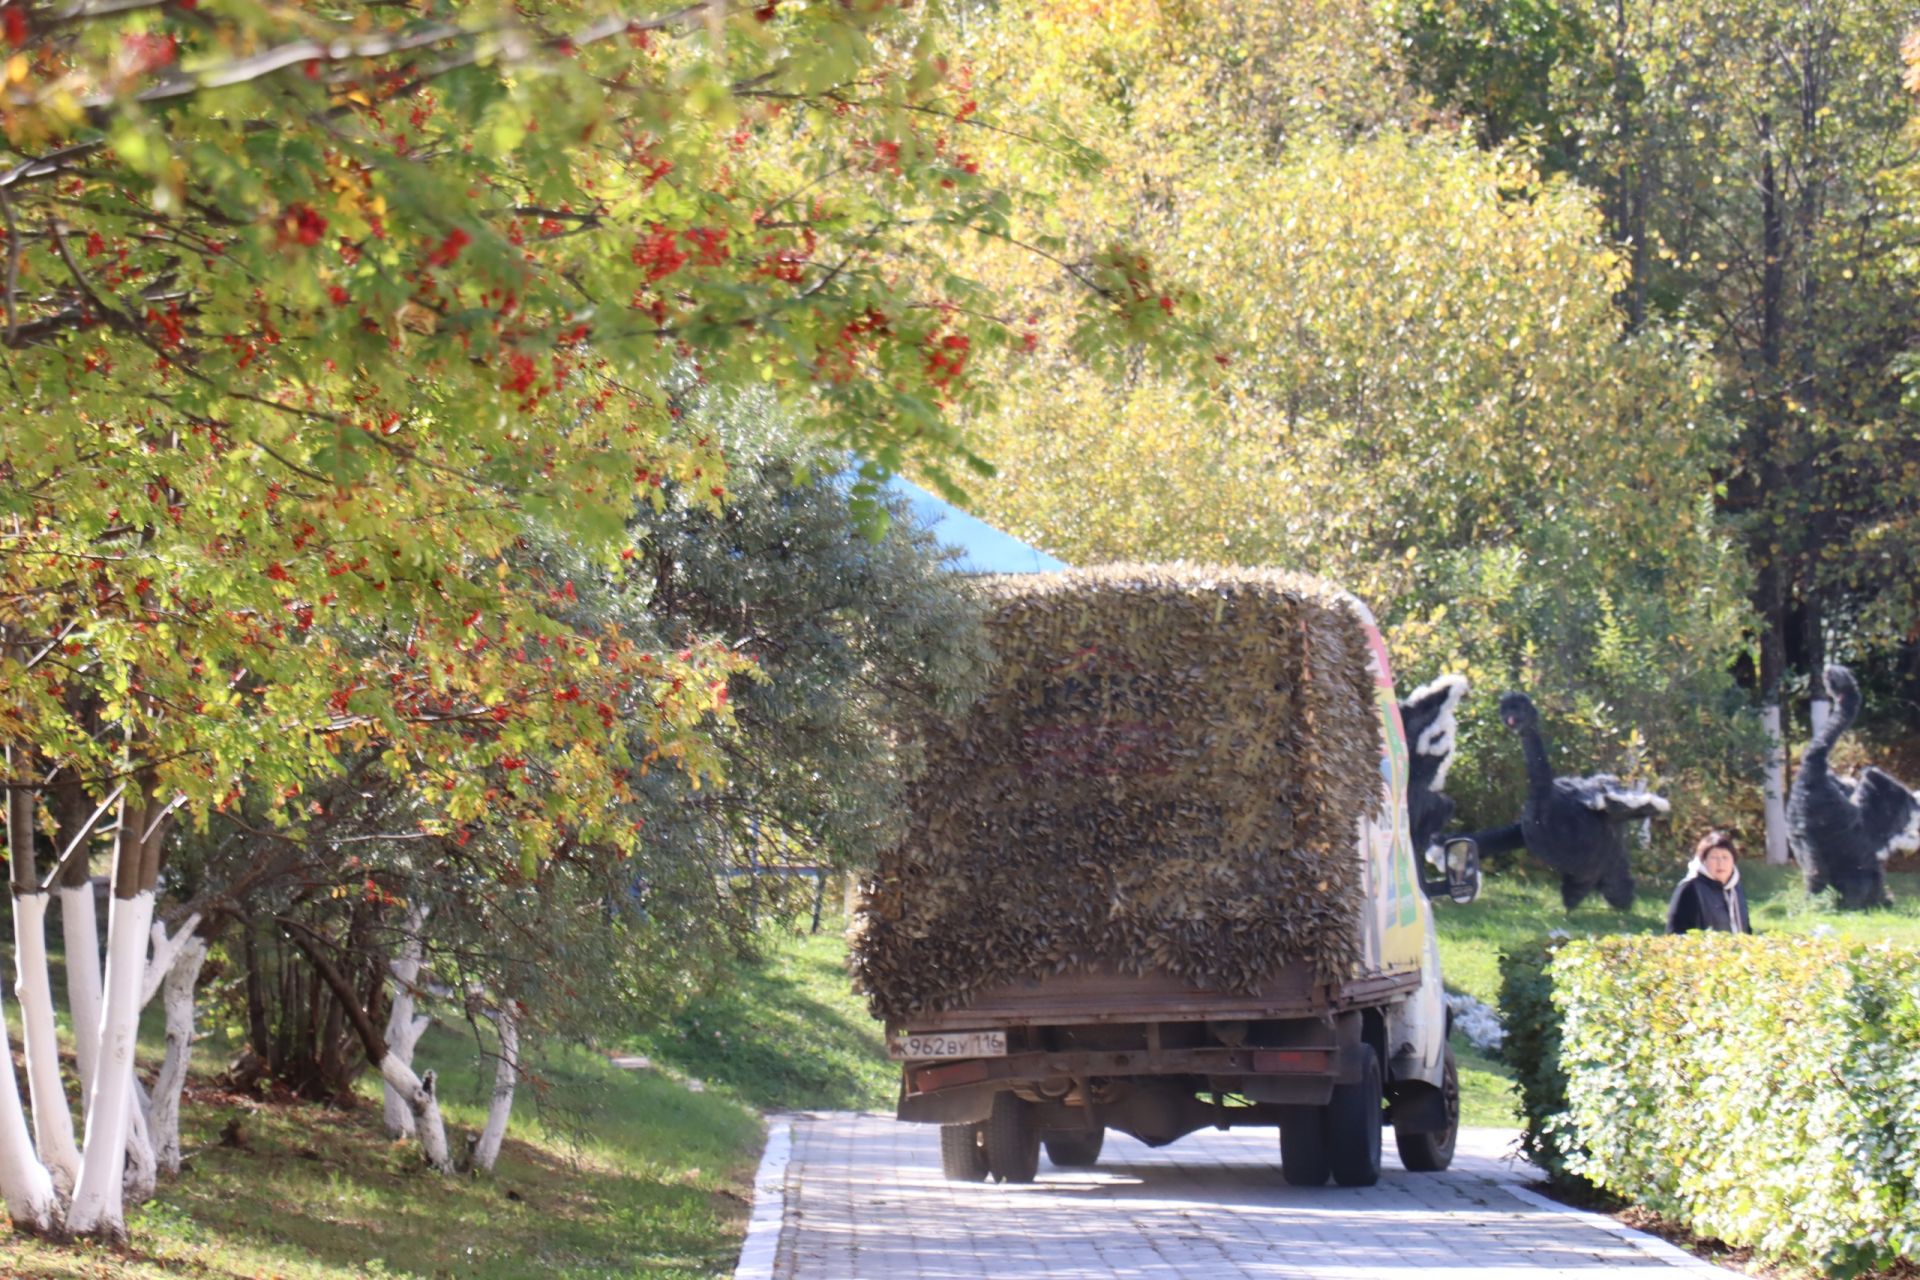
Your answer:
(768, 1115), (1733, 1278)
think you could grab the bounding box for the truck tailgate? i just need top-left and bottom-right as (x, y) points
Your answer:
(899, 962), (1420, 1031)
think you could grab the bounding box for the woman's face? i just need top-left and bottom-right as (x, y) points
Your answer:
(1702, 847), (1735, 883)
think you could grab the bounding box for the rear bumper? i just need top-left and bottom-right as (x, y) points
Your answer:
(896, 1041), (1365, 1126)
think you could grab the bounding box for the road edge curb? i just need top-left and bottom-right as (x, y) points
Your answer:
(733, 1116), (794, 1280)
(1499, 1182), (1739, 1274)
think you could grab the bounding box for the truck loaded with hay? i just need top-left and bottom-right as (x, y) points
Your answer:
(852, 565), (1474, 1188)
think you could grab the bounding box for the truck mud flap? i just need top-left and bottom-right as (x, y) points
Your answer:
(1385, 1080), (1449, 1134)
(898, 1081), (998, 1126)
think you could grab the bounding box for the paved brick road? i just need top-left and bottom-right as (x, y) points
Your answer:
(761, 1115), (1733, 1278)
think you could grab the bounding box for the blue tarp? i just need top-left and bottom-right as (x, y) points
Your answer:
(880, 475), (1068, 575)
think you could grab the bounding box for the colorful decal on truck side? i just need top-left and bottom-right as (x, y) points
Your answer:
(1349, 602), (1427, 975)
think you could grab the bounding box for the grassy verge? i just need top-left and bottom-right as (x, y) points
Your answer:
(2, 1024), (763, 1278)
(621, 927), (895, 1113)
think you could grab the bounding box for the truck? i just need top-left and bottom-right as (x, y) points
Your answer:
(855, 566), (1478, 1188)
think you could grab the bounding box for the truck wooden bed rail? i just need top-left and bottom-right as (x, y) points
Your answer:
(895, 963), (1421, 1032)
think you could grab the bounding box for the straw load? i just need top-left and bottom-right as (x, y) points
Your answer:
(853, 564), (1385, 1023)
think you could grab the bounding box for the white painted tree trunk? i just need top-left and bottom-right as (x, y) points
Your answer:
(65, 888), (156, 1239)
(382, 910), (430, 1140)
(122, 1083), (156, 1207)
(140, 915), (202, 1010)
(13, 892), (80, 1194)
(0, 980), (60, 1235)
(150, 935), (207, 1177)
(471, 1009), (518, 1174)
(378, 1056), (454, 1173)
(1762, 701), (1790, 865)
(59, 882), (105, 1098)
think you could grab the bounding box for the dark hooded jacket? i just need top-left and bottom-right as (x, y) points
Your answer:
(1665, 857), (1750, 935)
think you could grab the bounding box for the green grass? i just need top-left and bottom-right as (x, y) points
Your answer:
(621, 928), (895, 1113)
(1430, 859), (1920, 1130)
(3, 1020), (763, 1278)
(1435, 860), (1920, 1007)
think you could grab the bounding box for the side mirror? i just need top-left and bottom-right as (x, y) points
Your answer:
(1420, 837), (1481, 905)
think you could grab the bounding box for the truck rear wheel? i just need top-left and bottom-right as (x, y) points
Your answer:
(939, 1122), (989, 1181)
(984, 1092), (1040, 1183)
(1327, 1052), (1383, 1187)
(1278, 1106), (1330, 1187)
(1043, 1127), (1104, 1168)
(1394, 1045), (1460, 1173)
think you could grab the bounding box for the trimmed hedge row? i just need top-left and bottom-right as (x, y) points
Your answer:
(1500, 934), (1920, 1277)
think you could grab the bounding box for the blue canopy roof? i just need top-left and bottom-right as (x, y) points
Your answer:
(880, 475), (1068, 575)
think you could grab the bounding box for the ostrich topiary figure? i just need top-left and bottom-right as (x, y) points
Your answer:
(1465, 692), (1669, 911)
(1400, 674), (1468, 863)
(1788, 665), (1917, 909)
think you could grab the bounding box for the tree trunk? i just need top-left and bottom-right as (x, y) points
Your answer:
(60, 879), (105, 1095)
(150, 935), (208, 1176)
(8, 764), (81, 1195)
(382, 907), (431, 1140)
(379, 1056), (453, 1173)
(282, 918), (455, 1174)
(471, 1006), (518, 1174)
(66, 792), (166, 1241)
(51, 781), (109, 1098)
(1760, 600), (1791, 865)
(1804, 602), (1830, 740)
(13, 893), (80, 1195)
(122, 1083), (156, 1207)
(0, 980), (61, 1236)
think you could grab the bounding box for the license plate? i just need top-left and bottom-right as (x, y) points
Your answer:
(887, 1029), (1007, 1061)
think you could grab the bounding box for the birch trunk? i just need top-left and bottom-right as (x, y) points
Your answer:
(382, 908), (430, 1140)
(0, 980), (60, 1235)
(1762, 701), (1790, 865)
(470, 1007), (518, 1174)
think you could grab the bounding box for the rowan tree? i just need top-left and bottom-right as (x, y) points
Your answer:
(0, 0), (1202, 1240)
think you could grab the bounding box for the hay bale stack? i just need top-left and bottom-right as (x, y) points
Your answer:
(853, 564), (1385, 1023)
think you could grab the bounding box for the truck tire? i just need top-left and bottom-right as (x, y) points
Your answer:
(1327, 1052), (1383, 1187)
(984, 1092), (1040, 1184)
(939, 1123), (989, 1181)
(1043, 1127), (1105, 1168)
(1394, 1045), (1460, 1173)
(1278, 1106), (1330, 1187)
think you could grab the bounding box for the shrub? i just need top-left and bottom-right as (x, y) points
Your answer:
(1509, 934), (1920, 1276)
(1496, 935), (1580, 1185)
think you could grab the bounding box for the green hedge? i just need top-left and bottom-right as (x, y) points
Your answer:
(1501, 934), (1920, 1277)
(1496, 935), (1579, 1184)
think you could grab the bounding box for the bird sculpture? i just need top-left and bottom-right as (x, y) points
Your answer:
(1399, 674), (1469, 864)
(1464, 692), (1668, 911)
(1788, 664), (1917, 908)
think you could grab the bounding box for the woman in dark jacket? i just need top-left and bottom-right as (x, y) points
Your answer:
(1666, 829), (1751, 935)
